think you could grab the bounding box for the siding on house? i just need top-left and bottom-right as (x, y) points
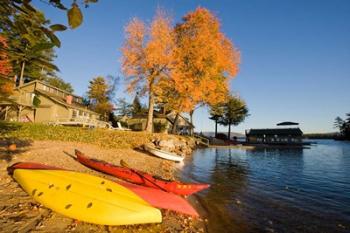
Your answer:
(125, 112), (193, 134)
(126, 117), (171, 132)
(0, 80), (101, 124)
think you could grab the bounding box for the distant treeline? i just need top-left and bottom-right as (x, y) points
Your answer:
(304, 133), (337, 139)
(334, 113), (350, 140)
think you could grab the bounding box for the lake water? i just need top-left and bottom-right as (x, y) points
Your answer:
(180, 140), (350, 233)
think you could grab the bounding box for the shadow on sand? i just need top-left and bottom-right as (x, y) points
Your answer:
(0, 138), (33, 162)
(0, 121), (34, 162)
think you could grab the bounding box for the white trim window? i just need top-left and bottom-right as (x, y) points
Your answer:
(72, 110), (78, 118)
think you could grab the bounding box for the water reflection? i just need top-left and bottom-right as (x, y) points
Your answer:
(181, 140), (350, 233)
(196, 148), (249, 232)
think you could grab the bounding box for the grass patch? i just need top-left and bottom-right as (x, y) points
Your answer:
(0, 121), (162, 149)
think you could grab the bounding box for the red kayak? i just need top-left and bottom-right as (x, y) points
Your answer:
(8, 162), (199, 216)
(75, 150), (210, 196)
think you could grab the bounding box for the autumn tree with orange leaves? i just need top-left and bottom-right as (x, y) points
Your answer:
(0, 36), (12, 77)
(121, 7), (240, 134)
(169, 7), (240, 134)
(0, 35), (14, 99)
(121, 10), (174, 132)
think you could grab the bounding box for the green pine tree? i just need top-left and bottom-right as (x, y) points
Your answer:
(219, 95), (249, 140)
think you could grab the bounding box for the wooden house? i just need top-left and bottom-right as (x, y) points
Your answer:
(124, 111), (194, 134)
(0, 80), (109, 128)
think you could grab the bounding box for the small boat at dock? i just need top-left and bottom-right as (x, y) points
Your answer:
(144, 145), (184, 162)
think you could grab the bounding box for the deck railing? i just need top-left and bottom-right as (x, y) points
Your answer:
(49, 117), (112, 128)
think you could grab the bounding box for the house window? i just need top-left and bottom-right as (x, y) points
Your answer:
(72, 110), (77, 118)
(74, 98), (82, 104)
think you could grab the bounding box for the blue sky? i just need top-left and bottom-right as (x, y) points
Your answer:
(34, 0), (350, 134)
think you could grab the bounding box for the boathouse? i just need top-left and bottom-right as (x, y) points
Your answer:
(245, 122), (303, 144)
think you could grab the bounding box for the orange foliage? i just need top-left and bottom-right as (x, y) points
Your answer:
(0, 36), (12, 77)
(121, 18), (146, 91)
(170, 7), (240, 112)
(121, 7), (240, 130)
(121, 9), (174, 94)
(0, 81), (13, 95)
(121, 9), (174, 131)
(0, 35), (14, 97)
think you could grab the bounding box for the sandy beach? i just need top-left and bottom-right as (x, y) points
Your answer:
(0, 140), (206, 232)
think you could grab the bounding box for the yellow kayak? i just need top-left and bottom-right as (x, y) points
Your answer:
(12, 169), (162, 225)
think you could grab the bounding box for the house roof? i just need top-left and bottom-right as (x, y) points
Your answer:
(166, 112), (194, 128)
(18, 80), (81, 99)
(35, 89), (98, 114)
(246, 128), (303, 136)
(277, 121), (299, 126)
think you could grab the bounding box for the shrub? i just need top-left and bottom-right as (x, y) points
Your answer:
(216, 133), (227, 140)
(153, 121), (167, 133)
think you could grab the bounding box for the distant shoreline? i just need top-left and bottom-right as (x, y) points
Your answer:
(208, 144), (256, 150)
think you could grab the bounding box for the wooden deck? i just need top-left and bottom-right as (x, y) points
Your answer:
(48, 117), (112, 128)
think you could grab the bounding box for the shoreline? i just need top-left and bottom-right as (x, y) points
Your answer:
(208, 144), (256, 150)
(0, 139), (206, 232)
(209, 143), (311, 150)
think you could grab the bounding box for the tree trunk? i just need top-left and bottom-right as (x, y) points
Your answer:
(215, 119), (218, 138)
(189, 109), (194, 136)
(17, 105), (23, 122)
(4, 106), (9, 121)
(19, 61), (26, 86)
(145, 91), (154, 132)
(13, 75), (17, 87)
(228, 122), (231, 141)
(172, 113), (180, 134)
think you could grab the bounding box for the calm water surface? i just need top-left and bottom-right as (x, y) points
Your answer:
(180, 140), (350, 233)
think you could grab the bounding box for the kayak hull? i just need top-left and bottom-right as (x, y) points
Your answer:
(10, 165), (161, 225)
(75, 150), (210, 196)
